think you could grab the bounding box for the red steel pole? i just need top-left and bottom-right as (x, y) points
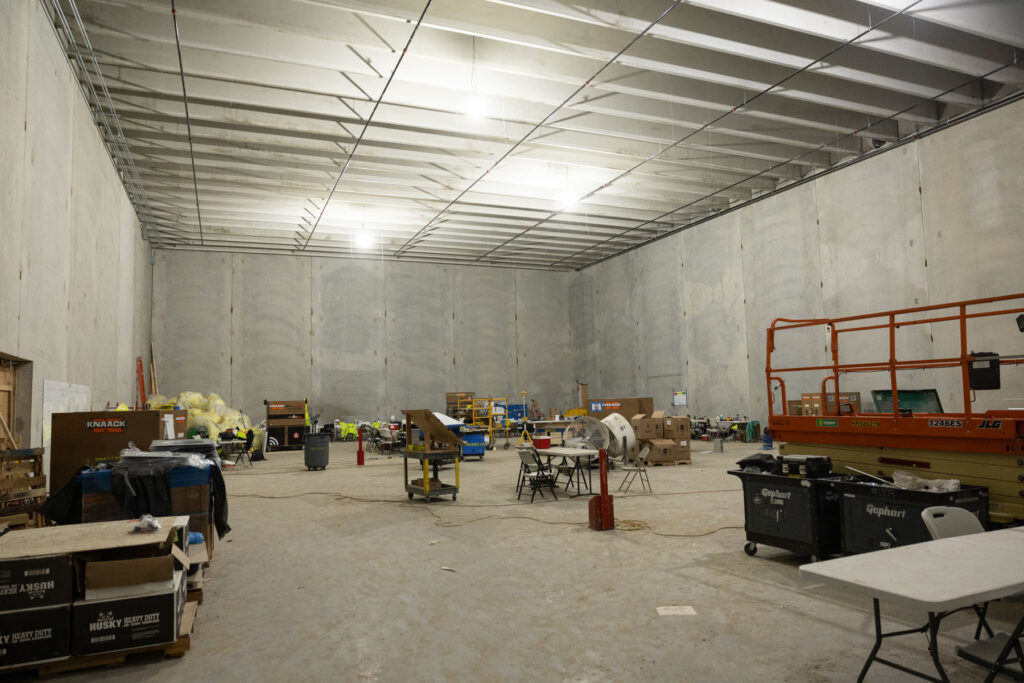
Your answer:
(357, 426), (365, 466)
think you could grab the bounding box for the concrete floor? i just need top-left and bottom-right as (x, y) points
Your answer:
(47, 441), (1018, 682)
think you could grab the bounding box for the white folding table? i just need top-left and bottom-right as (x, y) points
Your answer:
(800, 529), (1024, 682)
(536, 447), (597, 497)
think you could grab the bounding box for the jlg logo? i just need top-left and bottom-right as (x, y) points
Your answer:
(978, 419), (1003, 430)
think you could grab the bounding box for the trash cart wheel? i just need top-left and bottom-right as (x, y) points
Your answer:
(408, 492), (413, 499)
(452, 493), (457, 501)
(503, 442), (510, 450)
(744, 542), (757, 556)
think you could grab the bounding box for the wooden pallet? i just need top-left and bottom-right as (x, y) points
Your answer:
(0, 448), (46, 526)
(646, 459), (692, 466)
(14, 602), (198, 677)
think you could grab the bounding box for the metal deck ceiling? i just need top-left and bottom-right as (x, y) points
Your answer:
(48, 0), (1024, 270)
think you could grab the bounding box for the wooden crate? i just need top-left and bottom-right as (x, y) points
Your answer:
(0, 448), (46, 525)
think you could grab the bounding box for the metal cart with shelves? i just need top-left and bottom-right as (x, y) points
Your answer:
(400, 409), (466, 502)
(402, 449), (460, 501)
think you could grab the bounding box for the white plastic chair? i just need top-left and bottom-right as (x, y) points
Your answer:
(921, 506), (984, 538)
(921, 506), (994, 640)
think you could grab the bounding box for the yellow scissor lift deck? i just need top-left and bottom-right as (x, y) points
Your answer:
(766, 293), (1024, 525)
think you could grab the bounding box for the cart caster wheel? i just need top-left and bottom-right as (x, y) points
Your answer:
(744, 542), (757, 556)
(503, 442), (510, 450)
(408, 492), (413, 499)
(486, 444), (494, 451)
(452, 493), (457, 501)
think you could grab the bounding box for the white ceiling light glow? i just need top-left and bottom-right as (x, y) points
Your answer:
(353, 231), (376, 250)
(559, 192), (580, 211)
(463, 96), (488, 119)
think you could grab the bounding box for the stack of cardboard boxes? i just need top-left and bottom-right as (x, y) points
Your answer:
(630, 411), (692, 465)
(0, 517), (197, 671)
(80, 465), (215, 561)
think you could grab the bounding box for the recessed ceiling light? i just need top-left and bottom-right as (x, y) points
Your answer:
(353, 231), (375, 249)
(464, 97), (488, 119)
(560, 192), (580, 211)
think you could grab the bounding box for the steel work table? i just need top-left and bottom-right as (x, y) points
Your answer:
(800, 529), (1024, 682)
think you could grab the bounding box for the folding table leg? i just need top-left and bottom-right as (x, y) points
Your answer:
(858, 599), (885, 683)
(973, 603), (994, 640)
(927, 612), (951, 682)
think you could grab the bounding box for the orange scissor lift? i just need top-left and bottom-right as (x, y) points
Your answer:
(766, 293), (1024, 524)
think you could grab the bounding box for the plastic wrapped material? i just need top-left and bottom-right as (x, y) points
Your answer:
(133, 514), (162, 532)
(892, 469), (960, 492)
(172, 392), (255, 442)
(178, 391), (206, 411)
(145, 394), (171, 409)
(118, 444), (210, 471)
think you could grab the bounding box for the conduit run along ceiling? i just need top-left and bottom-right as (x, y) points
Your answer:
(50, 0), (1024, 271)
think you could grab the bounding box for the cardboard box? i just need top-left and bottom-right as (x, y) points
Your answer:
(71, 571), (185, 656)
(0, 604), (70, 668)
(663, 415), (690, 439)
(630, 411), (665, 440)
(81, 492), (127, 524)
(786, 400), (803, 416)
(801, 392), (862, 416)
(445, 392), (474, 411)
(0, 555), (73, 611)
(644, 438), (690, 464)
(83, 554), (176, 601)
(170, 485), (210, 517)
(587, 397), (653, 420)
(187, 516), (214, 560)
(672, 438), (691, 458)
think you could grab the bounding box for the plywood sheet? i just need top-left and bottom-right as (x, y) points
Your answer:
(0, 516), (184, 559)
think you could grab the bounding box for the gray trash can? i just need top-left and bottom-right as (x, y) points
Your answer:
(304, 432), (330, 470)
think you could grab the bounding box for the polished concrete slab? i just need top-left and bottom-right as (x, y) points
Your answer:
(54, 440), (1012, 682)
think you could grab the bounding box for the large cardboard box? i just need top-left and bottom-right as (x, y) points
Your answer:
(630, 411), (665, 440)
(671, 438), (692, 462)
(49, 410), (188, 492)
(170, 485), (210, 517)
(0, 604), (70, 668)
(644, 438), (690, 464)
(588, 397), (653, 420)
(663, 415), (690, 439)
(801, 392), (862, 416)
(83, 555), (176, 602)
(71, 570), (185, 655)
(0, 555), (73, 611)
(445, 392), (474, 412)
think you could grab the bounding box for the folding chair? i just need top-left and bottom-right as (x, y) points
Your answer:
(517, 448), (558, 502)
(921, 506), (994, 640)
(231, 431), (255, 468)
(618, 445), (652, 493)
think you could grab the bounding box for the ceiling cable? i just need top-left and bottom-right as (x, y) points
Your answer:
(392, 0), (686, 258)
(480, 0), (927, 263)
(572, 58), (1023, 270)
(299, 0), (434, 251)
(170, 0), (204, 245)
